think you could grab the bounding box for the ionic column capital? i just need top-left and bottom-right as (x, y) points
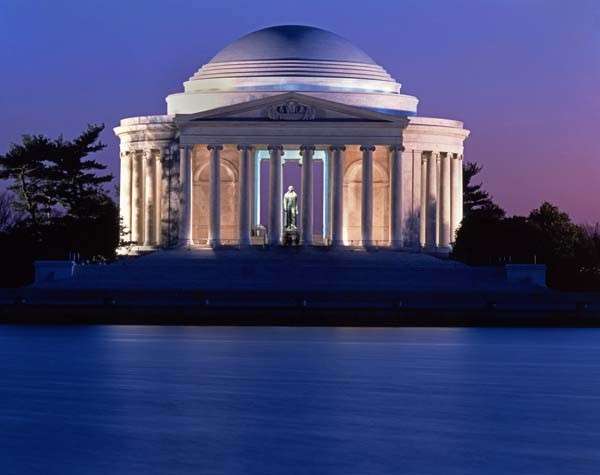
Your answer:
(237, 144), (254, 152)
(207, 144), (223, 152)
(160, 146), (171, 160)
(360, 145), (376, 152)
(142, 149), (153, 161)
(267, 144), (284, 153)
(328, 145), (346, 152)
(388, 144), (405, 153)
(299, 145), (316, 154)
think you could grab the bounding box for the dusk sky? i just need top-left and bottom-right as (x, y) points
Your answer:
(1, 0), (598, 222)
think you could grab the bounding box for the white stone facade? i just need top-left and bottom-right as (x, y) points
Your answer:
(114, 26), (469, 252)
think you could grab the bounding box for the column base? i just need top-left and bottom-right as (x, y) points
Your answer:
(390, 240), (403, 250)
(118, 244), (160, 255)
(330, 239), (345, 248)
(117, 245), (134, 256)
(401, 243), (422, 253)
(136, 244), (159, 252)
(177, 239), (194, 249)
(421, 245), (451, 256)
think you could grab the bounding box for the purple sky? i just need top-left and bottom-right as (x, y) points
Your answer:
(1, 0), (599, 222)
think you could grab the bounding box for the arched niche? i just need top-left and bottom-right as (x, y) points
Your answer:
(343, 159), (389, 244)
(193, 154), (239, 243)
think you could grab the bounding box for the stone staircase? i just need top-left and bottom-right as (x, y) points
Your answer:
(43, 247), (522, 292)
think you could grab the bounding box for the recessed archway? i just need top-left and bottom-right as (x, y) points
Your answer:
(343, 159), (389, 244)
(193, 152), (239, 243)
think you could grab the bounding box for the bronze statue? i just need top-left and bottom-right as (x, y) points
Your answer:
(283, 185), (298, 230)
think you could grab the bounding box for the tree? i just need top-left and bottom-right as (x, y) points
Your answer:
(526, 202), (583, 289)
(575, 224), (600, 290)
(453, 198), (600, 291)
(47, 124), (116, 261)
(528, 202), (580, 262)
(0, 125), (119, 285)
(463, 162), (498, 218)
(0, 191), (16, 232)
(50, 124), (111, 220)
(452, 202), (507, 265)
(0, 135), (56, 235)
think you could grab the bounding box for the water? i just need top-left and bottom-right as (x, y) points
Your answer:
(1, 326), (599, 475)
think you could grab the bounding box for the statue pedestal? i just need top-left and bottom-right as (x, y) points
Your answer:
(282, 228), (300, 246)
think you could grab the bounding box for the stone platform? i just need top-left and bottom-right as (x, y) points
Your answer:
(36, 247), (526, 292)
(3, 248), (598, 326)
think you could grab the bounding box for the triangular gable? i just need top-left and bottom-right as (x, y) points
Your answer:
(175, 92), (403, 124)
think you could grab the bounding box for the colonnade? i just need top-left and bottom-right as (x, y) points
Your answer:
(120, 144), (463, 251)
(120, 147), (169, 247)
(419, 151), (463, 250)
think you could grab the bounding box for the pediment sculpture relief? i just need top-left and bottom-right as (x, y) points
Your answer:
(264, 100), (317, 121)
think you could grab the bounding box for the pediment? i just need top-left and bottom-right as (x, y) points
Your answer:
(175, 92), (404, 124)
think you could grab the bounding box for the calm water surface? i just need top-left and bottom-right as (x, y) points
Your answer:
(1, 326), (599, 475)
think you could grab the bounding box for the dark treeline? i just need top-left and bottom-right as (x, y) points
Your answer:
(0, 125), (119, 287)
(453, 163), (600, 291)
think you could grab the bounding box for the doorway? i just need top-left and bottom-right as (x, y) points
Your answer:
(255, 148), (328, 241)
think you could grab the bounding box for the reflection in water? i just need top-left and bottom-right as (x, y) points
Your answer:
(0, 326), (599, 474)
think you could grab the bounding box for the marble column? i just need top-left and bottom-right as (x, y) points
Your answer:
(207, 145), (222, 247)
(119, 150), (132, 243)
(130, 150), (143, 245)
(450, 154), (463, 242)
(402, 148), (420, 248)
(268, 145), (283, 245)
(178, 144), (193, 247)
(248, 148), (255, 229)
(253, 153), (261, 227)
(322, 151), (331, 242)
(155, 146), (167, 246)
(300, 145), (315, 246)
(143, 150), (156, 246)
(238, 145), (253, 247)
(166, 146), (179, 248)
(419, 152), (427, 248)
(389, 145), (404, 249)
(425, 152), (438, 249)
(360, 145), (375, 247)
(329, 145), (345, 247)
(439, 152), (452, 249)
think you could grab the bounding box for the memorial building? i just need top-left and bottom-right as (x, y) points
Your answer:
(114, 25), (470, 253)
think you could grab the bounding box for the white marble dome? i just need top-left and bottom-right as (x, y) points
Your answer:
(209, 25), (377, 65)
(166, 25), (418, 116)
